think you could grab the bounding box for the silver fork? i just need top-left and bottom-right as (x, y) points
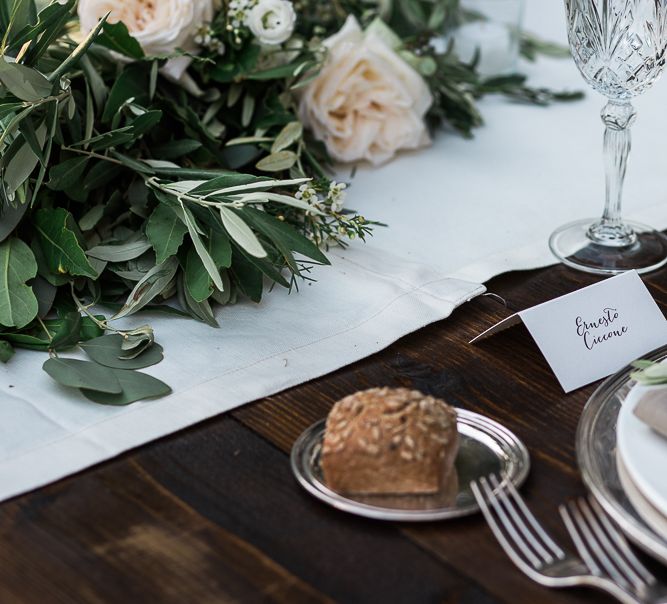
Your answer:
(560, 496), (667, 604)
(471, 474), (667, 604)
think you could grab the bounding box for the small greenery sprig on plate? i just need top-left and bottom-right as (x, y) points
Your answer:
(631, 361), (667, 386)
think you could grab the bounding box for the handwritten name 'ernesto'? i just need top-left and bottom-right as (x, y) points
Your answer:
(575, 308), (628, 350)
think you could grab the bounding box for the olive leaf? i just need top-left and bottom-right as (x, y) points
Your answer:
(96, 21), (145, 59)
(119, 327), (154, 359)
(4, 123), (47, 197)
(185, 246), (214, 302)
(0, 238), (38, 329)
(112, 257), (178, 320)
(271, 121), (303, 153)
(86, 239), (153, 262)
(47, 157), (89, 191)
(242, 207), (329, 265)
(179, 203), (224, 291)
(256, 151), (297, 172)
(219, 207), (267, 258)
(178, 274), (219, 327)
(0, 61), (52, 102)
(79, 205), (105, 231)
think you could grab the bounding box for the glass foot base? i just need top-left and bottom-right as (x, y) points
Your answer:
(549, 219), (667, 275)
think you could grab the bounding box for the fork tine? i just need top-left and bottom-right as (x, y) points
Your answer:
(489, 474), (554, 564)
(495, 474), (566, 560)
(586, 497), (655, 586)
(577, 498), (644, 589)
(471, 478), (542, 570)
(567, 500), (630, 588)
(560, 503), (603, 576)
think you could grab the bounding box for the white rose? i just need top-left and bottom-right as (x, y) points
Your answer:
(299, 16), (432, 166)
(78, 0), (215, 80)
(247, 0), (296, 46)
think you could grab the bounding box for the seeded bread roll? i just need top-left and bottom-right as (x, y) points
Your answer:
(320, 387), (458, 495)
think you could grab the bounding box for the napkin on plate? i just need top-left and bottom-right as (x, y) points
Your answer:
(634, 390), (667, 439)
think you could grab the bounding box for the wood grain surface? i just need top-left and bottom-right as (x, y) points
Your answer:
(2, 264), (667, 604)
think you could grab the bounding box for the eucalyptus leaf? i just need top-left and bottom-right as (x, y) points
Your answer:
(0, 340), (14, 363)
(32, 275), (56, 317)
(0, 238), (38, 329)
(81, 368), (171, 405)
(34, 208), (97, 278)
(0, 199), (28, 243)
(43, 358), (122, 394)
(81, 334), (164, 369)
(50, 311), (82, 350)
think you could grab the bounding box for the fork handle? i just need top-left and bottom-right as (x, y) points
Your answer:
(581, 576), (642, 604)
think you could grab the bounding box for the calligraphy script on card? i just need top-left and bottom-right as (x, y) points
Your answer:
(575, 307), (629, 351)
(471, 272), (667, 393)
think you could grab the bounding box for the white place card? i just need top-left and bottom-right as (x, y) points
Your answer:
(471, 271), (667, 392)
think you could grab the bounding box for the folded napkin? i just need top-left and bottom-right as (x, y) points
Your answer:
(634, 390), (667, 439)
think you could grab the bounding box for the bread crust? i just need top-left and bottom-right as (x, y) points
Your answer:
(321, 387), (458, 495)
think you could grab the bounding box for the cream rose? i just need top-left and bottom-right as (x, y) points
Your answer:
(78, 0), (215, 80)
(247, 0), (296, 46)
(299, 16), (432, 166)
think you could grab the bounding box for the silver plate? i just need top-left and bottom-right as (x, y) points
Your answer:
(291, 408), (530, 521)
(577, 344), (667, 564)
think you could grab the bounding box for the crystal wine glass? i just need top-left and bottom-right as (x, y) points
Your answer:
(550, 0), (667, 274)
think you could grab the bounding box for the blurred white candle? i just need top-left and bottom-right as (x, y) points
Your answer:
(453, 20), (518, 77)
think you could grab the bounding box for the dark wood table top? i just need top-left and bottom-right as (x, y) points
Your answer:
(3, 263), (667, 604)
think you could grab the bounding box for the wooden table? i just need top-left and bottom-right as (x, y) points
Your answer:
(2, 264), (667, 603)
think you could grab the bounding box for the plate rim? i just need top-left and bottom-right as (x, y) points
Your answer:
(576, 344), (667, 564)
(616, 384), (667, 518)
(291, 407), (530, 522)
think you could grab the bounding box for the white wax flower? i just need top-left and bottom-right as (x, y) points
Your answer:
(247, 0), (296, 46)
(299, 16), (432, 166)
(78, 0), (215, 80)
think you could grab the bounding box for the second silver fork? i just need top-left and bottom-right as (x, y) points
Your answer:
(471, 474), (667, 604)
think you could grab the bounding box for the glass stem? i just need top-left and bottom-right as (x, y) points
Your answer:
(589, 101), (637, 246)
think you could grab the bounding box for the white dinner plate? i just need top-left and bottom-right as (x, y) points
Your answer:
(617, 453), (667, 541)
(617, 383), (667, 524)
